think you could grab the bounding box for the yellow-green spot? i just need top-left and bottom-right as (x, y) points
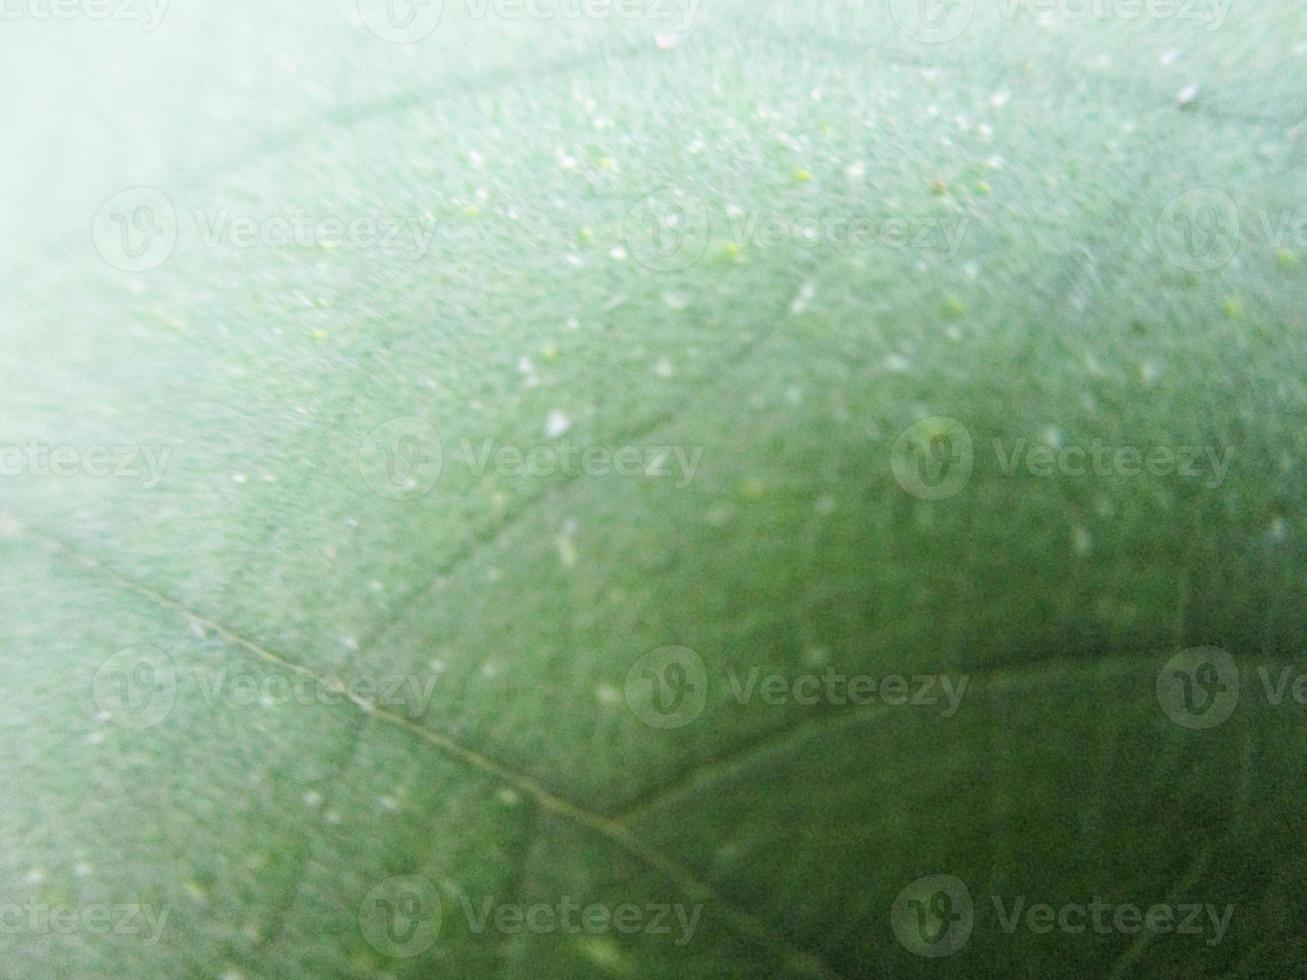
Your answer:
(1221, 295), (1244, 320)
(541, 343), (559, 363)
(350, 952), (383, 973)
(1094, 596), (1139, 630)
(1277, 247), (1299, 270)
(944, 296), (965, 317)
(145, 307), (187, 332)
(793, 168), (813, 184)
(578, 936), (632, 975)
(462, 205), (480, 217)
(738, 477), (766, 501)
(720, 241), (743, 260)
(41, 887), (72, 907)
(975, 180), (991, 195)
(597, 156), (616, 171)
(579, 226), (595, 242)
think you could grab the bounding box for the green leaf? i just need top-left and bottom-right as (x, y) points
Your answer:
(3, 2), (1307, 977)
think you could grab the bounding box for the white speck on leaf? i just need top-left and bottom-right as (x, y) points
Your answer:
(1073, 526), (1094, 556)
(790, 282), (817, 316)
(545, 410), (572, 438)
(885, 354), (911, 373)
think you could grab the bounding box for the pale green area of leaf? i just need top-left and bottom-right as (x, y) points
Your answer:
(2, 2), (1307, 978)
